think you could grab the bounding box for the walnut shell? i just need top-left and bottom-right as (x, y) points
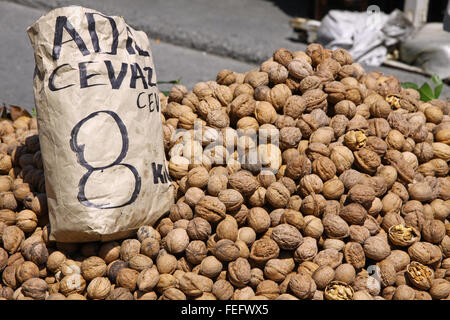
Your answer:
(270, 224), (303, 250)
(324, 281), (354, 300)
(249, 238), (280, 264)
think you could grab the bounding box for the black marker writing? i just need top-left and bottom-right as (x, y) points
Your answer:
(69, 110), (141, 209)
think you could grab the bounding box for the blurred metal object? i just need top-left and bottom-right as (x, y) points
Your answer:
(444, 0), (450, 31)
(403, 0), (430, 29)
(290, 18), (321, 43)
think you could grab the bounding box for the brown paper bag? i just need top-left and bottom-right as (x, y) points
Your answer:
(27, 6), (174, 242)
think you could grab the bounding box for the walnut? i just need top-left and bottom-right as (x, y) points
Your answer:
(216, 216), (238, 241)
(334, 264), (356, 285)
(254, 101), (277, 125)
(388, 225), (420, 247)
(217, 69), (236, 85)
(324, 281), (354, 300)
(347, 184), (376, 209)
(313, 248), (343, 269)
(212, 279), (234, 300)
(288, 58), (313, 80)
(340, 203), (367, 225)
(405, 261), (434, 290)
(21, 278), (47, 300)
(249, 238), (280, 264)
(218, 189), (244, 212)
(429, 279), (450, 300)
(228, 257), (251, 288)
(116, 268), (139, 291)
(60, 274), (86, 296)
(199, 256), (222, 278)
(330, 146), (354, 174)
(2, 226), (24, 254)
(81, 256), (107, 281)
(288, 272), (316, 299)
(302, 216), (324, 239)
(273, 48), (293, 67)
(323, 214), (349, 239)
(164, 228), (190, 254)
(194, 196), (226, 224)
(178, 272), (213, 297)
(302, 89), (328, 113)
(213, 239), (240, 262)
(228, 170), (259, 197)
(16, 261), (39, 284)
(128, 254), (153, 272)
(268, 64), (289, 85)
(422, 219), (446, 244)
(300, 194), (325, 217)
(270, 224), (303, 250)
(299, 76), (323, 94)
(285, 154), (311, 180)
(269, 84), (292, 111)
(364, 236), (391, 261)
(264, 258), (295, 282)
(343, 242), (366, 269)
(298, 174), (323, 197)
(278, 210), (303, 231)
(312, 156), (336, 182)
(136, 267), (160, 292)
(354, 148), (381, 174)
(86, 277), (111, 300)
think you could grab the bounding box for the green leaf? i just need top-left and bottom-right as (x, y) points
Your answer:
(430, 75), (443, 98)
(430, 74), (443, 86)
(31, 108), (37, 118)
(401, 82), (419, 90)
(434, 83), (443, 99)
(419, 82), (435, 102)
(160, 90), (170, 96)
(157, 79), (182, 85)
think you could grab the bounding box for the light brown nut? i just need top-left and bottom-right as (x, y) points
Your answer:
(164, 228), (190, 254)
(264, 258), (295, 282)
(2, 226), (24, 254)
(178, 272), (213, 297)
(294, 237), (318, 263)
(247, 207), (271, 234)
(249, 238), (280, 264)
(212, 279), (234, 300)
(406, 261), (434, 290)
(86, 277), (111, 300)
(288, 272), (316, 299)
(408, 242), (442, 265)
(195, 196), (226, 224)
(429, 279), (450, 300)
(323, 214), (349, 239)
(343, 242), (366, 269)
(363, 236), (391, 261)
(266, 182), (290, 208)
(324, 281), (354, 300)
(270, 224), (303, 250)
(228, 257), (251, 288)
(213, 239), (240, 262)
(60, 274), (86, 296)
(137, 267), (160, 292)
(313, 248), (343, 269)
(388, 225), (420, 247)
(422, 219), (446, 244)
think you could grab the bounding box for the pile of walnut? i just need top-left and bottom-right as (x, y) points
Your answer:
(1, 44), (450, 300)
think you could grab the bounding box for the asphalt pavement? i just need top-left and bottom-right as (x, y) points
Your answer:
(0, 0), (448, 112)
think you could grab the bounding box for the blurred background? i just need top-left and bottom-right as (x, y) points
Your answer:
(1, 0), (449, 111)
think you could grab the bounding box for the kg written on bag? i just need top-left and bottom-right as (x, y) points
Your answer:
(27, 6), (174, 242)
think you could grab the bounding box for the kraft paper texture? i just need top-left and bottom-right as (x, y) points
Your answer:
(27, 6), (174, 242)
